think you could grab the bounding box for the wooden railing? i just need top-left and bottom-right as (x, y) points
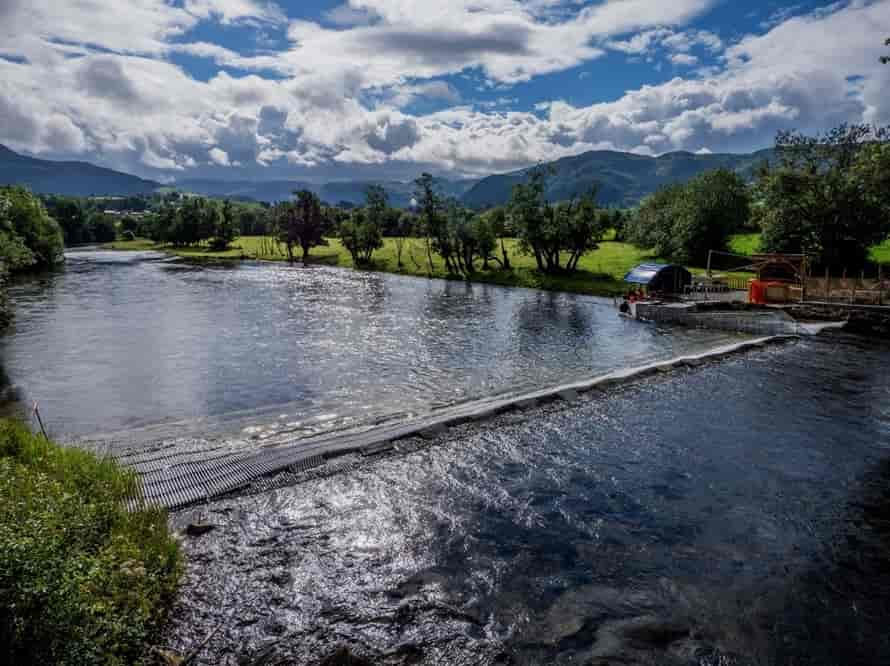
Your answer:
(804, 277), (888, 305)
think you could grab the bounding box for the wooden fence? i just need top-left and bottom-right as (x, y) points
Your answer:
(804, 276), (889, 305)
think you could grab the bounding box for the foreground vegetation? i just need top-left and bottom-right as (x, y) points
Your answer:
(0, 420), (180, 665)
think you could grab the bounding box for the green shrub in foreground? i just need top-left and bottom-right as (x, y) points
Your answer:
(0, 419), (180, 665)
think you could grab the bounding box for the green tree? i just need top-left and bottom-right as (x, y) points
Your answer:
(471, 214), (497, 270)
(0, 195), (35, 272)
(413, 173), (443, 273)
(392, 211), (414, 268)
(610, 209), (629, 242)
(564, 188), (609, 271)
(482, 206), (511, 269)
(0, 187), (64, 270)
(151, 204), (178, 243)
(508, 166), (550, 271)
(119, 214), (140, 238)
(172, 197), (204, 246)
(340, 208), (384, 265)
(508, 167), (606, 273)
(446, 202), (477, 274)
(629, 169), (749, 265)
(275, 190), (329, 262)
(210, 200), (239, 251)
(627, 184), (684, 258)
(87, 212), (117, 243)
(43, 196), (91, 246)
(756, 124), (890, 270)
(365, 185), (387, 231)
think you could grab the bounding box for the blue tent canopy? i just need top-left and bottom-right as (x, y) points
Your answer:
(623, 263), (692, 294)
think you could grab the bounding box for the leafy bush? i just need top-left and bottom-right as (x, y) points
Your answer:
(0, 419), (180, 665)
(340, 209), (384, 265)
(0, 186), (64, 270)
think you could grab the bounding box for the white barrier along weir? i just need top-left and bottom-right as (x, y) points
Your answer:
(124, 335), (792, 510)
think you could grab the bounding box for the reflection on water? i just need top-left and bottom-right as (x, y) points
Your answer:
(1, 250), (744, 443)
(167, 333), (890, 665)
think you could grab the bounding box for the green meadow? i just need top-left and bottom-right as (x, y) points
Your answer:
(107, 231), (890, 297)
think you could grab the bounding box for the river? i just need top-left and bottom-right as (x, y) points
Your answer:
(4, 251), (890, 664)
(166, 333), (890, 665)
(2, 249), (743, 444)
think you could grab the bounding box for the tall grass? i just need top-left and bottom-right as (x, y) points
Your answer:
(0, 419), (180, 665)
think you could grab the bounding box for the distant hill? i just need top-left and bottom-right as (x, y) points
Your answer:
(179, 177), (479, 208)
(176, 179), (316, 204)
(0, 144), (161, 196)
(1, 142), (776, 210)
(461, 149), (775, 209)
(319, 178), (478, 208)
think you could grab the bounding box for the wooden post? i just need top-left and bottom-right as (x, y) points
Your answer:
(825, 267), (830, 302)
(880, 264), (884, 307)
(32, 402), (49, 441)
(800, 256), (810, 303)
(706, 250), (713, 279)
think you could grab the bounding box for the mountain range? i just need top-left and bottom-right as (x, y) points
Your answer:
(0, 144), (162, 197)
(462, 148), (774, 208)
(0, 143), (774, 208)
(176, 177), (478, 208)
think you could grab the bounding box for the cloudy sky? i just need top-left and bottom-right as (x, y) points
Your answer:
(1, 0), (889, 183)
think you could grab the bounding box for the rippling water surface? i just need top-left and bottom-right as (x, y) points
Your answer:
(2, 250), (743, 442)
(4, 250), (890, 664)
(168, 334), (890, 665)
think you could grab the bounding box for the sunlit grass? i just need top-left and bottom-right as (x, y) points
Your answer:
(117, 232), (890, 293)
(728, 233), (762, 256)
(0, 419), (180, 665)
(870, 238), (890, 264)
(106, 236), (658, 296)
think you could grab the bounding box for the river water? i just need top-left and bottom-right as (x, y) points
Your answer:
(167, 333), (890, 665)
(2, 249), (743, 443)
(4, 251), (889, 664)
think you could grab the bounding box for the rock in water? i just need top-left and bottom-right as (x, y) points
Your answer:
(185, 522), (216, 537)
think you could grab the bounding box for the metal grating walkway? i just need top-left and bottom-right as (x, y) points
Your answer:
(116, 335), (786, 510)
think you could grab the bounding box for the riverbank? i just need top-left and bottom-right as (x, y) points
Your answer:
(105, 236), (650, 297)
(0, 419), (180, 665)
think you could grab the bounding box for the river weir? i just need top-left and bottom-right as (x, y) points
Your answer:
(162, 332), (890, 666)
(3, 251), (890, 664)
(117, 335), (789, 511)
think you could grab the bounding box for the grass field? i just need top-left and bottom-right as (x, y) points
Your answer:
(730, 232), (890, 266)
(107, 236), (656, 296)
(107, 232), (890, 296)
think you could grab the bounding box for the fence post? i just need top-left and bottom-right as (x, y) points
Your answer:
(825, 267), (830, 302)
(801, 258), (807, 303)
(880, 264), (884, 307)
